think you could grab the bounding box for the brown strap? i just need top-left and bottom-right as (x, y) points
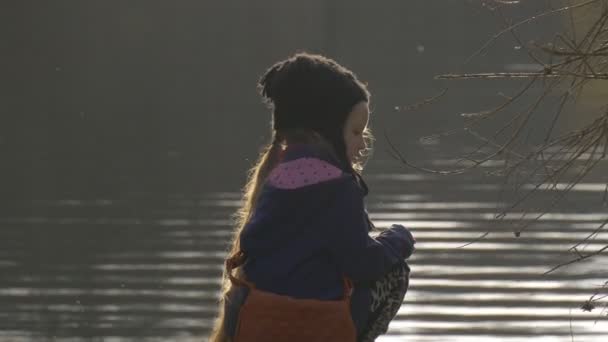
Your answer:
(226, 251), (354, 299)
(342, 277), (354, 300)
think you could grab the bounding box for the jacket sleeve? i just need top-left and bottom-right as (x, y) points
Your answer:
(325, 177), (413, 284)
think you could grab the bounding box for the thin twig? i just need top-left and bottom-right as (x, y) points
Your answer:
(394, 88), (448, 112)
(544, 244), (608, 275)
(464, 0), (602, 64)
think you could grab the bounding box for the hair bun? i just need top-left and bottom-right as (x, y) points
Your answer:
(257, 54), (318, 106)
(258, 61), (285, 106)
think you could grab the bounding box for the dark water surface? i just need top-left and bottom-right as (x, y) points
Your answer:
(1, 155), (607, 342)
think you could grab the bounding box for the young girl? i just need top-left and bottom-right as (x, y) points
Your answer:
(209, 52), (416, 342)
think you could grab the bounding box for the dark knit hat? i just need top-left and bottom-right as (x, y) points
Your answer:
(258, 53), (370, 156)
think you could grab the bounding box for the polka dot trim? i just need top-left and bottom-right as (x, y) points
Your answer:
(268, 157), (342, 189)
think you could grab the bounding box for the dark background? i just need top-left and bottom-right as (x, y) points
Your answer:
(0, 0), (553, 199)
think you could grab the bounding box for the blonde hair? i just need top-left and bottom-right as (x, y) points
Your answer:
(207, 136), (279, 342)
(353, 126), (375, 173)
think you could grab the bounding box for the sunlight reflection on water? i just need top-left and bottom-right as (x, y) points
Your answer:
(1, 165), (607, 341)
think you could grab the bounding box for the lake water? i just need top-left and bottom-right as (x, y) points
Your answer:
(1, 154), (607, 342)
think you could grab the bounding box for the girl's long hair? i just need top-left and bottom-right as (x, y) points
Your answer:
(207, 134), (280, 342)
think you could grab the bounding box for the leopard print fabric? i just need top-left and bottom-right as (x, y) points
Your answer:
(358, 262), (410, 342)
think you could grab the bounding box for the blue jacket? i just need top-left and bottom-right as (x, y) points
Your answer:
(223, 144), (414, 337)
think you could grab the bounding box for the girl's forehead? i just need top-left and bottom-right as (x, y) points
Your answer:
(349, 102), (370, 125)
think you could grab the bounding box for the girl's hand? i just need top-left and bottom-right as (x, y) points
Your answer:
(389, 224), (416, 259)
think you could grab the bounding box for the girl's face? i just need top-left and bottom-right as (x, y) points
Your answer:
(343, 101), (370, 165)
